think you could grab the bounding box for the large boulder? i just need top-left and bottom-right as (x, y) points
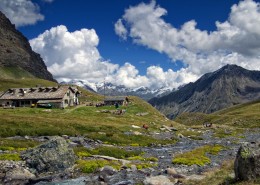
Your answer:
(234, 141), (260, 181)
(21, 137), (76, 174)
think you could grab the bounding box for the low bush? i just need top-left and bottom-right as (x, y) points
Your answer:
(172, 145), (224, 166)
(0, 153), (21, 161)
(76, 159), (121, 173)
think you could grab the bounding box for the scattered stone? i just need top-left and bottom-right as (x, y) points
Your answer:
(133, 131), (142, 135)
(5, 166), (36, 181)
(184, 174), (206, 181)
(34, 176), (97, 185)
(69, 141), (79, 147)
(162, 125), (177, 132)
(136, 112), (149, 116)
(100, 165), (117, 176)
(132, 125), (141, 129)
(143, 175), (174, 185)
(130, 165), (137, 172)
(92, 155), (130, 166)
(166, 167), (177, 175)
(62, 135), (69, 139)
(234, 141), (260, 181)
(21, 136), (76, 174)
(0, 160), (35, 185)
(114, 180), (134, 185)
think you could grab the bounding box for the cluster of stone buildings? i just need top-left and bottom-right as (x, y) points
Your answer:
(0, 86), (80, 108)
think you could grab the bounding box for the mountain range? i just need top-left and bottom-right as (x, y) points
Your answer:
(0, 11), (55, 82)
(1, 10), (259, 120)
(60, 80), (174, 100)
(149, 64), (260, 119)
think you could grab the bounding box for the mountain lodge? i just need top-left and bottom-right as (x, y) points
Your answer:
(0, 86), (80, 108)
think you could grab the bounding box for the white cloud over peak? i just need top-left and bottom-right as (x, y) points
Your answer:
(0, 0), (44, 27)
(115, 0), (260, 84)
(28, 0), (260, 91)
(30, 25), (184, 90)
(30, 25), (119, 82)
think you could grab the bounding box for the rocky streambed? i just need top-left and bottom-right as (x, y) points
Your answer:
(0, 129), (259, 185)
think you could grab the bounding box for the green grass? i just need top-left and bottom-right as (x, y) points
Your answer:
(0, 153), (21, 161)
(0, 95), (179, 146)
(0, 138), (39, 149)
(76, 159), (121, 173)
(74, 146), (141, 159)
(0, 67), (35, 79)
(175, 101), (260, 140)
(172, 145), (224, 166)
(175, 101), (260, 129)
(0, 78), (57, 91)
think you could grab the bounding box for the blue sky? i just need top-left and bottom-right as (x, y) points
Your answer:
(1, 0), (260, 89)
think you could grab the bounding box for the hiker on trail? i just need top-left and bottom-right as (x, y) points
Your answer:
(125, 96), (129, 106)
(115, 102), (119, 109)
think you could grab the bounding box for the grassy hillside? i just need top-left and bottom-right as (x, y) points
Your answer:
(0, 96), (180, 145)
(0, 66), (57, 91)
(176, 100), (260, 128)
(0, 67), (35, 79)
(0, 76), (181, 146)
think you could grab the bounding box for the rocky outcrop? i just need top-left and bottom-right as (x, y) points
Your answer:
(0, 11), (56, 82)
(21, 137), (76, 174)
(0, 160), (35, 185)
(234, 141), (260, 181)
(149, 65), (260, 119)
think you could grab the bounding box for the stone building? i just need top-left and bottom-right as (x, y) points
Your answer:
(0, 86), (80, 108)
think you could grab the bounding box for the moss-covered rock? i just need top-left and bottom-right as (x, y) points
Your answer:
(21, 136), (76, 174)
(234, 141), (260, 181)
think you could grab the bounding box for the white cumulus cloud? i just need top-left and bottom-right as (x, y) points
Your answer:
(114, 19), (128, 40)
(28, 0), (260, 91)
(115, 0), (260, 86)
(30, 25), (119, 82)
(0, 0), (44, 27)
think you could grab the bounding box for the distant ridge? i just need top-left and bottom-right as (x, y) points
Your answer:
(149, 64), (260, 119)
(0, 11), (55, 82)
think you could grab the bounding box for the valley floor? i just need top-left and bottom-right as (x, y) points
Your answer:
(1, 128), (259, 185)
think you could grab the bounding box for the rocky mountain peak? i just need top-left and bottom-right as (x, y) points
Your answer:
(149, 65), (260, 119)
(0, 11), (56, 82)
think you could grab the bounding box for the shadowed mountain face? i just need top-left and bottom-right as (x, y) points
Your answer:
(0, 11), (55, 82)
(149, 65), (260, 119)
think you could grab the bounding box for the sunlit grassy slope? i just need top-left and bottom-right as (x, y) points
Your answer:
(0, 67), (35, 80)
(0, 75), (181, 145)
(175, 100), (260, 128)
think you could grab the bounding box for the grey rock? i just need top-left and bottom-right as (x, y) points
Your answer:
(0, 160), (35, 185)
(21, 136), (76, 174)
(114, 180), (134, 185)
(35, 176), (102, 185)
(234, 141), (260, 181)
(143, 175), (174, 185)
(100, 166), (117, 176)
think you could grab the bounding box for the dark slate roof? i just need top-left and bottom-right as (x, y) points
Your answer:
(0, 86), (73, 100)
(104, 96), (126, 101)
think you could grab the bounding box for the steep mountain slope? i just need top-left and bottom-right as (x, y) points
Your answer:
(0, 11), (55, 82)
(149, 65), (260, 119)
